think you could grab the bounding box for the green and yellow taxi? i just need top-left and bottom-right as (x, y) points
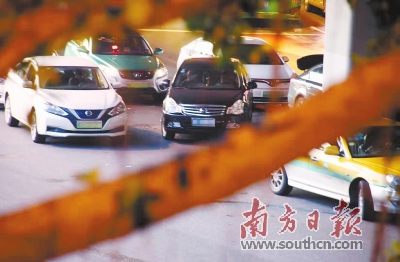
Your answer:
(63, 31), (168, 99)
(270, 118), (400, 221)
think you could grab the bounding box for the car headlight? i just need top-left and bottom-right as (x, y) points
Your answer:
(386, 174), (400, 190)
(227, 100), (244, 115)
(99, 64), (119, 78)
(163, 97), (182, 114)
(156, 66), (168, 78)
(108, 101), (126, 116)
(43, 101), (68, 116)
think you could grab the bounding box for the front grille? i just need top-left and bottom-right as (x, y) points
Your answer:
(181, 104), (226, 117)
(251, 78), (290, 86)
(119, 70), (154, 80)
(253, 97), (288, 103)
(74, 110), (103, 119)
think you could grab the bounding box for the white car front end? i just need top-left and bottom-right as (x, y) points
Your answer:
(33, 89), (127, 138)
(245, 64), (295, 104)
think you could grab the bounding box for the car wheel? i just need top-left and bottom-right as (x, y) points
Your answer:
(269, 167), (293, 195)
(358, 180), (375, 221)
(30, 111), (46, 144)
(4, 96), (19, 127)
(161, 120), (175, 141)
(295, 96), (305, 107)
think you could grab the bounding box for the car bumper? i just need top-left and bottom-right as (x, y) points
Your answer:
(252, 86), (288, 104)
(37, 111), (128, 138)
(108, 74), (168, 94)
(162, 113), (248, 134)
(370, 184), (400, 213)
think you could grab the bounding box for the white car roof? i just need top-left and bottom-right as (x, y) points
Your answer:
(27, 56), (98, 67)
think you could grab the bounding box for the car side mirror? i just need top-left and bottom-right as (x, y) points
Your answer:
(324, 145), (340, 156)
(282, 56), (290, 63)
(247, 81), (257, 89)
(77, 46), (89, 54)
(111, 82), (123, 88)
(154, 48), (163, 55)
(22, 80), (33, 89)
(160, 79), (170, 88)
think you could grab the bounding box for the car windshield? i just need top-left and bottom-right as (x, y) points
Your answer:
(228, 43), (283, 65)
(173, 67), (241, 89)
(38, 66), (110, 90)
(345, 126), (400, 158)
(93, 36), (152, 55)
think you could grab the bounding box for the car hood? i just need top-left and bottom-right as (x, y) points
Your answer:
(37, 89), (121, 109)
(169, 88), (243, 106)
(244, 64), (293, 79)
(93, 54), (159, 70)
(353, 156), (400, 175)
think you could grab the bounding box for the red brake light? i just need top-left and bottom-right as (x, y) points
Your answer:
(112, 44), (119, 50)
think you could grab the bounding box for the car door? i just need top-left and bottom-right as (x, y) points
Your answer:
(6, 61), (31, 121)
(284, 155), (312, 188)
(15, 63), (36, 124)
(305, 65), (323, 98)
(306, 142), (351, 200)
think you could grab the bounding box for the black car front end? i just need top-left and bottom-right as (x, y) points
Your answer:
(162, 101), (248, 135)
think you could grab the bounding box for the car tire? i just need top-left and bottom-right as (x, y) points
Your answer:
(30, 111), (46, 144)
(358, 180), (375, 221)
(4, 96), (19, 127)
(295, 96), (305, 107)
(161, 120), (175, 141)
(269, 167), (293, 196)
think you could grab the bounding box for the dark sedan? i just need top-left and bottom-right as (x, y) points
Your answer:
(160, 58), (257, 140)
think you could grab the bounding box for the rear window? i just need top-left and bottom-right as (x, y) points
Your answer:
(93, 37), (152, 55)
(227, 44), (283, 65)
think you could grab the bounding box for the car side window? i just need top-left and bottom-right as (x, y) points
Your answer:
(26, 65), (36, 83)
(309, 65), (323, 86)
(15, 61), (30, 80)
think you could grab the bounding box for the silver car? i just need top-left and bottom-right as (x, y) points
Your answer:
(287, 63), (323, 108)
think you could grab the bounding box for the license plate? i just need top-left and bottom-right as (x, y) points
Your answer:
(191, 118), (215, 127)
(127, 82), (148, 88)
(77, 120), (102, 129)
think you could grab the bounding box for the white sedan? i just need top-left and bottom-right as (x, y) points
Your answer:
(4, 56), (128, 143)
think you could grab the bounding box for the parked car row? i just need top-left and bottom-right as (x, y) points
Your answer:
(1, 31), (399, 223)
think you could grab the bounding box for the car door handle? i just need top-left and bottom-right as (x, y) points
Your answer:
(310, 156), (318, 162)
